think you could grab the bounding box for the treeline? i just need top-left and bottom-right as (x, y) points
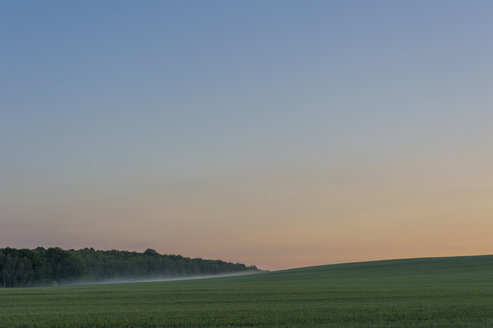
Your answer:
(0, 247), (258, 288)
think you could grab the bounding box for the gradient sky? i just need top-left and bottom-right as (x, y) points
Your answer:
(1, 1), (493, 270)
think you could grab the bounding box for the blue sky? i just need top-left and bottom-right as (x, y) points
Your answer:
(1, 1), (493, 269)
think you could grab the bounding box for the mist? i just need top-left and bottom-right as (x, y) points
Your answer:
(57, 271), (264, 287)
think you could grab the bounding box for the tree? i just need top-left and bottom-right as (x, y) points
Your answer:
(144, 248), (159, 256)
(0, 247), (258, 288)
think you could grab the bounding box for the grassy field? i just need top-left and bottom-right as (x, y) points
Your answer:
(2, 255), (493, 327)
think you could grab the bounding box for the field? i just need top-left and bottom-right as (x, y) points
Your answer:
(2, 255), (493, 327)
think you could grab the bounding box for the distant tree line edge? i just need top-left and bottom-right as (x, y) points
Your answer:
(0, 247), (258, 288)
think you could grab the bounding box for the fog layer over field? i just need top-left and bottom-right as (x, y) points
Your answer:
(59, 271), (263, 287)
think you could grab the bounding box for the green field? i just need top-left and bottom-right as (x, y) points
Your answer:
(2, 255), (493, 327)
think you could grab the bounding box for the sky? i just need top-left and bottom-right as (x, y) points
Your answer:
(1, 1), (493, 270)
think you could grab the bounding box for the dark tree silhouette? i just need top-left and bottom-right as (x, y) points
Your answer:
(0, 247), (257, 288)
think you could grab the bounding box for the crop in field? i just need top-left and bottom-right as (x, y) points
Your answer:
(1, 255), (493, 327)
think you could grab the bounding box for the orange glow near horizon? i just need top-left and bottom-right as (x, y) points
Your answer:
(3, 154), (493, 270)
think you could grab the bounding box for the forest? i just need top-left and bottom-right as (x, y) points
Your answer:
(0, 247), (258, 288)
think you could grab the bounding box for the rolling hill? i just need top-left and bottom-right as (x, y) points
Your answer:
(1, 255), (493, 327)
